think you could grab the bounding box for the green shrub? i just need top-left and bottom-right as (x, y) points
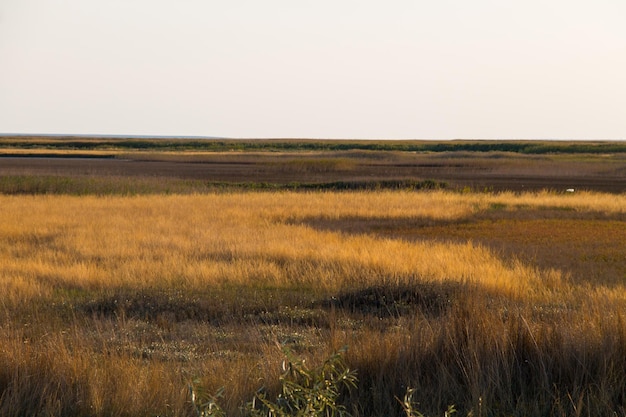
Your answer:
(191, 347), (357, 417)
(189, 348), (459, 417)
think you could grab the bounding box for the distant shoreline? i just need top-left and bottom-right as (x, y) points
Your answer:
(0, 133), (228, 140)
(1, 134), (624, 142)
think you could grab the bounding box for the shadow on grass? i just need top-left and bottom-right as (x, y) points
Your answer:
(293, 209), (626, 287)
(320, 282), (460, 319)
(76, 280), (464, 330)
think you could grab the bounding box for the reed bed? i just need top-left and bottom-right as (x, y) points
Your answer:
(1, 190), (625, 416)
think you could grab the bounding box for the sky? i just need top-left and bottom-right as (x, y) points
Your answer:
(1, 1), (625, 139)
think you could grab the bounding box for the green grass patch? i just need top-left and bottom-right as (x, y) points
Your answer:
(0, 176), (448, 195)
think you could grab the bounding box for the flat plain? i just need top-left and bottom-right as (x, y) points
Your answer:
(1, 138), (625, 193)
(0, 138), (625, 416)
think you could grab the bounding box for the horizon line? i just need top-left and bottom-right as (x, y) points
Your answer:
(0, 133), (624, 142)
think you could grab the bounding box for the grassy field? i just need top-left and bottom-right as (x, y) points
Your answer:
(1, 139), (625, 416)
(2, 137), (626, 194)
(2, 136), (626, 154)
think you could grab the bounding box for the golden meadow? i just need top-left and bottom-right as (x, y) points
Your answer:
(1, 190), (626, 416)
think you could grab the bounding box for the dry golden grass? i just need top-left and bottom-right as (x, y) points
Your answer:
(1, 190), (625, 416)
(0, 148), (120, 157)
(5, 191), (607, 300)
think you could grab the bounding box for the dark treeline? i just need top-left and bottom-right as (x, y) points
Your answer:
(2, 137), (625, 154)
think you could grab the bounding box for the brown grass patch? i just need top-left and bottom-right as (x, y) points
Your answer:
(1, 191), (626, 416)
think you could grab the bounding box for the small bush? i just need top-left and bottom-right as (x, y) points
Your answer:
(191, 347), (357, 417)
(190, 347), (459, 417)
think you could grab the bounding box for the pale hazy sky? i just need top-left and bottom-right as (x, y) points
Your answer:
(1, 1), (625, 139)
